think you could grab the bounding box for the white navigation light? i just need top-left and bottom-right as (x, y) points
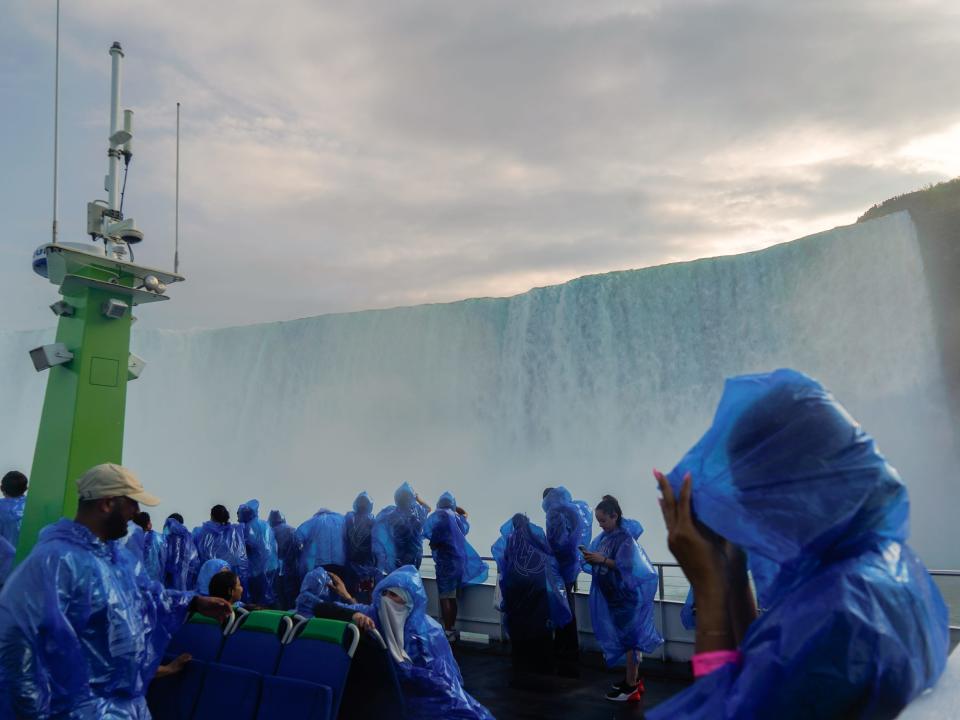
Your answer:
(128, 353), (146, 380)
(29, 343), (74, 372)
(154, 281), (167, 295)
(143, 275), (160, 292)
(101, 298), (129, 319)
(50, 300), (75, 317)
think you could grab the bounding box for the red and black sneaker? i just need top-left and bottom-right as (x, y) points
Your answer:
(605, 678), (645, 702)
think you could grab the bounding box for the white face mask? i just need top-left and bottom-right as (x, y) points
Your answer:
(379, 590), (412, 664)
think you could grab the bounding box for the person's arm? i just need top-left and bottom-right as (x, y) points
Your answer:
(414, 494), (432, 513)
(326, 572), (357, 604)
(656, 470), (737, 654)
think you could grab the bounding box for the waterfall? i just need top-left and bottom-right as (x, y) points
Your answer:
(2, 210), (956, 565)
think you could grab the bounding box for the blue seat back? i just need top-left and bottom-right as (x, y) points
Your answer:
(165, 614), (227, 662)
(192, 663), (261, 720)
(257, 676), (333, 720)
(277, 619), (357, 718)
(219, 611), (287, 676)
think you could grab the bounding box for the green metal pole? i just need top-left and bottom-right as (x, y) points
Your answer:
(16, 282), (133, 562)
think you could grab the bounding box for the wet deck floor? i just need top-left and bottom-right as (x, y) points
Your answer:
(452, 641), (693, 719)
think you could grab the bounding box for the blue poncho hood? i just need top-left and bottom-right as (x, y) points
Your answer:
(353, 492), (374, 515)
(237, 499), (260, 524)
(196, 558), (231, 594)
(541, 486), (572, 513)
(268, 510), (285, 527)
(667, 368), (910, 608)
(436, 492), (456, 510)
(394, 482), (416, 508)
(295, 567), (335, 617)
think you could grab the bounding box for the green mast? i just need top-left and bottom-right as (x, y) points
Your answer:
(18, 42), (183, 561)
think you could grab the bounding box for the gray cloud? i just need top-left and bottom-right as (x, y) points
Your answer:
(2, 1), (957, 331)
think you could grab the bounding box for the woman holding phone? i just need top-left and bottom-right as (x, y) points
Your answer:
(582, 495), (663, 702)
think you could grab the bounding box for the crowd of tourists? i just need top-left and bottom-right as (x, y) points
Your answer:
(0, 369), (951, 719)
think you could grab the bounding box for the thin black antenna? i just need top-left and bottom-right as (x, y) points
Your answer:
(174, 101), (180, 273)
(51, 0), (61, 244)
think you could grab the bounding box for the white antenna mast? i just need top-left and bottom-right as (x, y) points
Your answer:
(175, 102), (180, 273)
(51, 0), (60, 244)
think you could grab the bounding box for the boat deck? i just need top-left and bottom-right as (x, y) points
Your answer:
(453, 640), (692, 719)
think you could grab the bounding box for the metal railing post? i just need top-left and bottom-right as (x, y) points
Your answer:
(658, 563), (668, 661)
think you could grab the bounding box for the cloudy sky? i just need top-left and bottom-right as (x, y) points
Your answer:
(2, 1), (957, 331)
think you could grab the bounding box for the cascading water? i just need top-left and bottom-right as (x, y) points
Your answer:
(1, 210), (956, 566)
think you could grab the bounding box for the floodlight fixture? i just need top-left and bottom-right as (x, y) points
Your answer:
(50, 300), (75, 317)
(128, 353), (146, 381)
(101, 298), (129, 319)
(29, 343), (74, 372)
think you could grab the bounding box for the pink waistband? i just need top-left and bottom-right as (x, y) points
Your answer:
(692, 649), (742, 678)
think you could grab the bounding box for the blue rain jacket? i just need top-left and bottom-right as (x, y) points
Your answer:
(423, 492), (488, 595)
(648, 369), (949, 719)
(162, 517), (198, 591)
(492, 514), (572, 640)
(268, 510), (302, 611)
(237, 500), (279, 606)
(584, 518), (662, 664)
(193, 520), (249, 593)
(296, 509), (346, 577)
(344, 492), (377, 579)
(0, 519), (194, 719)
(141, 531), (166, 584)
(359, 566), (493, 719)
(373, 483), (429, 573)
(0, 537), (13, 588)
(0, 495), (26, 548)
(680, 588), (696, 630)
(542, 487), (593, 586)
(196, 558), (231, 595)
(295, 566), (338, 618)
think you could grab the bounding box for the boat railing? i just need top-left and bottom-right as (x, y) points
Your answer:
(420, 556), (960, 660)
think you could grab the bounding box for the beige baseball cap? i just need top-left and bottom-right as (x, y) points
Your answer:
(76, 463), (161, 506)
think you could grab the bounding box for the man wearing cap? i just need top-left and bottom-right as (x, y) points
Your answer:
(0, 463), (232, 719)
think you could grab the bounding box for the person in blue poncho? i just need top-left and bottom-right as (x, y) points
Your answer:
(268, 509), (302, 610)
(0, 471), (27, 586)
(193, 504), (250, 594)
(163, 512), (198, 591)
(423, 492), (488, 641)
(0, 464), (231, 719)
(296, 508), (347, 579)
(237, 499), (279, 607)
(132, 512), (166, 584)
(358, 566), (494, 719)
(492, 513), (572, 680)
(344, 492), (378, 602)
(582, 495), (662, 702)
(196, 557), (231, 595)
(294, 565), (360, 618)
(542, 485), (592, 677)
(650, 369), (949, 719)
(373, 482), (432, 573)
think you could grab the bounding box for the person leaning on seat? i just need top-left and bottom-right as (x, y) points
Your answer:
(0, 463), (232, 719)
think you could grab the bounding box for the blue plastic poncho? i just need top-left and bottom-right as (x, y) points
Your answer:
(295, 566), (337, 618)
(584, 518), (662, 664)
(296, 509), (347, 577)
(648, 369), (949, 719)
(344, 492), (377, 581)
(141, 531), (167, 584)
(373, 483), (429, 573)
(359, 566), (493, 720)
(121, 521), (146, 568)
(0, 537), (13, 588)
(0, 495), (26, 549)
(196, 558), (231, 595)
(237, 500), (279, 606)
(163, 516), (198, 591)
(542, 487), (593, 586)
(0, 519), (194, 719)
(193, 519), (249, 593)
(680, 588), (696, 631)
(268, 510), (302, 611)
(423, 492), (488, 595)
(492, 514), (572, 641)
